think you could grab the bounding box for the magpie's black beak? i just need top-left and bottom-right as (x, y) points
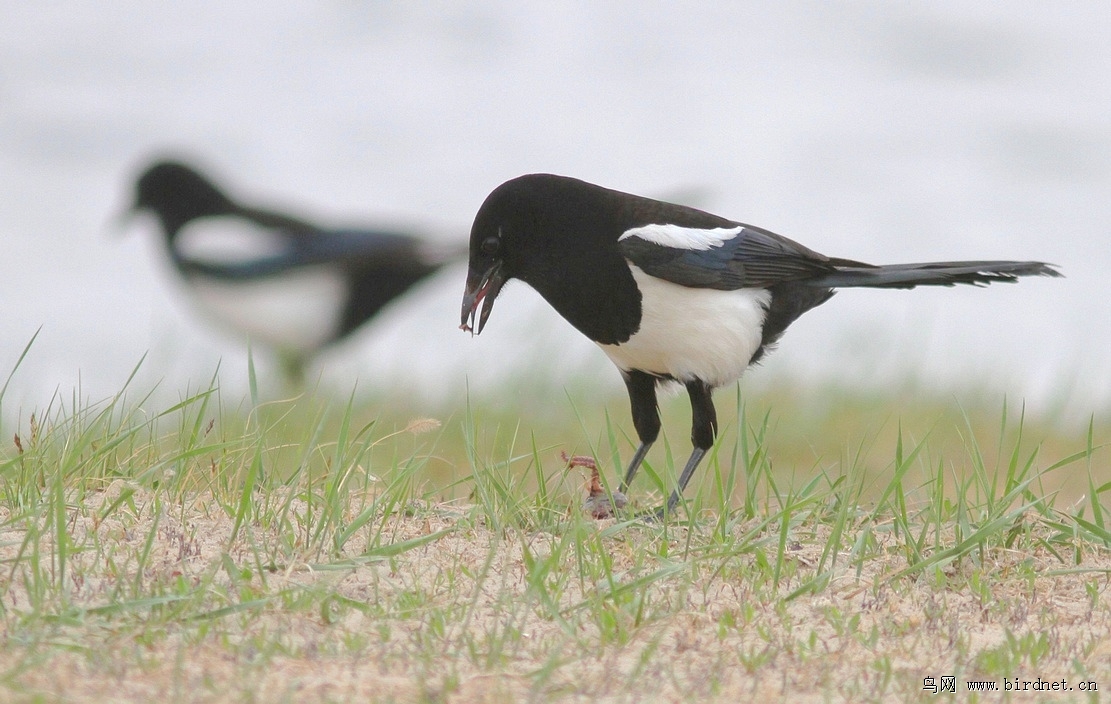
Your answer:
(110, 198), (143, 237)
(460, 260), (506, 335)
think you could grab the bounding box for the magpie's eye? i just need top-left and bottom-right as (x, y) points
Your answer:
(480, 236), (501, 255)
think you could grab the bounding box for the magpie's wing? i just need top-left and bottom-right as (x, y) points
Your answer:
(292, 229), (422, 265)
(178, 226), (428, 281)
(617, 222), (870, 290)
(240, 202), (429, 265)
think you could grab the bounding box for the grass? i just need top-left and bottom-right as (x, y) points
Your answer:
(1, 348), (1110, 702)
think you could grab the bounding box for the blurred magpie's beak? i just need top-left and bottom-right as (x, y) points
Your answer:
(109, 198), (143, 237)
(460, 260), (506, 335)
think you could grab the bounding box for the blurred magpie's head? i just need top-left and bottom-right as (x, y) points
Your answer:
(131, 160), (235, 237)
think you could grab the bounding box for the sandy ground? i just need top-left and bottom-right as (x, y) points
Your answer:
(2, 487), (1110, 703)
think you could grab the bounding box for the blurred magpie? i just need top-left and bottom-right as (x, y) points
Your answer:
(460, 174), (1061, 519)
(130, 159), (459, 382)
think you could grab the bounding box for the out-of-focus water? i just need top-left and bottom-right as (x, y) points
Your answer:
(1, 2), (1108, 420)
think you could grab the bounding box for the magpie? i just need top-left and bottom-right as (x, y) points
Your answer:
(460, 174), (1061, 519)
(129, 159), (459, 382)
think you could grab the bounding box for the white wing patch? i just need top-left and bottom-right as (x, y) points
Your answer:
(618, 224), (742, 251)
(176, 217), (289, 265)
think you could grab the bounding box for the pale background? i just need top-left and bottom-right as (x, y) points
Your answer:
(2, 2), (1107, 421)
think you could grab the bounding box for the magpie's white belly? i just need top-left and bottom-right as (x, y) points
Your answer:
(598, 265), (771, 388)
(186, 267), (347, 356)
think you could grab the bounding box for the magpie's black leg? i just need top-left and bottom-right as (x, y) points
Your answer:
(660, 379), (717, 517)
(620, 370), (660, 493)
(277, 350), (307, 389)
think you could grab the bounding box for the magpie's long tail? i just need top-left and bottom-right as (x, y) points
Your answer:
(809, 260), (1062, 289)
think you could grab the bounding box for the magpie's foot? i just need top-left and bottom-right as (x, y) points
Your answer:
(583, 489), (628, 519)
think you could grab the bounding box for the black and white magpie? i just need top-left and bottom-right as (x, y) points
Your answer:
(460, 174), (1061, 519)
(130, 159), (459, 382)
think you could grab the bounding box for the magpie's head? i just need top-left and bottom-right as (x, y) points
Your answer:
(132, 160), (236, 238)
(461, 174), (598, 335)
